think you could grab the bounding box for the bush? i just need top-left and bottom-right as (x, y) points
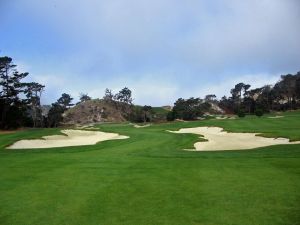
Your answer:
(237, 110), (245, 118)
(166, 111), (175, 121)
(255, 109), (264, 117)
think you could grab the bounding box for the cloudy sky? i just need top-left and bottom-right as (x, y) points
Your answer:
(1, 0), (300, 106)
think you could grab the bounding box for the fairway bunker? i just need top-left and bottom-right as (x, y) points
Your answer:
(133, 124), (151, 128)
(170, 127), (300, 151)
(215, 116), (236, 120)
(268, 116), (284, 119)
(7, 130), (129, 149)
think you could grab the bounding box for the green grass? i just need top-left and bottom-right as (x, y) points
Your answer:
(152, 106), (169, 115)
(0, 111), (300, 225)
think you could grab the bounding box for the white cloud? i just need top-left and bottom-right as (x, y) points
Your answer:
(55, 71), (180, 106)
(13, 0), (300, 70)
(2, 0), (300, 105)
(192, 73), (281, 99)
(34, 69), (283, 106)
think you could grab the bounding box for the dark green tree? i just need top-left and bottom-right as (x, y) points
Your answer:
(230, 83), (251, 112)
(79, 93), (91, 103)
(142, 105), (153, 122)
(166, 111), (175, 121)
(172, 97), (208, 120)
(23, 82), (45, 127)
(296, 74), (300, 101)
(47, 93), (74, 127)
(219, 96), (234, 113)
(114, 87), (133, 116)
(103, 88), (114, 102)
(57, 93), (74, 109)
(115, 87), (133, 104)
(47, 103), (65, 127)
(205, 94), (217, 103)
(0, 56), (29, 128)
(255, 108), (264, 117)
(272, 75), (295, 110)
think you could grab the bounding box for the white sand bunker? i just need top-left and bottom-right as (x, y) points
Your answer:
(134, 124), (151, 128)
(215, 116), (236, 120)
(170, 127), (300, 151)
(7, 129), (129, 149)
(268, 116), (284, 119)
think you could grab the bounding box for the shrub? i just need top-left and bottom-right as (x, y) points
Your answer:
(255, 109), (264, 117)
(237, 110), (245, 118)
(166, 111), (175, 121)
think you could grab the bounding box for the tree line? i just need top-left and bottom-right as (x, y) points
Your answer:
(0, 56), (135, 128)
(167, 72), (300, 121)
(0, 56), (44, 129)
(1, 56), (300, 128)
(219, 72), (300, 115)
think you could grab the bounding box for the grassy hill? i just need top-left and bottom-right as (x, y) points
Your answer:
(151, 106), (170, 121)
(0, 111), (299, 225)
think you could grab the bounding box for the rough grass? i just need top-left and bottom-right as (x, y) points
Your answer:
(0, 111), (299, 225)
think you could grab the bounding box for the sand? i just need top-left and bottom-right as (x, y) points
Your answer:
(215, 116), (236, 120)
(133, 124), (151, 128)
(170, 127), (300, 151)
(215, 116), (227, 120)
(268, 116), (284, 119)
(7, 129), (129, 149)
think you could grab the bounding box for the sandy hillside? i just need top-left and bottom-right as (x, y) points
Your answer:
(63, 99), (127, 125)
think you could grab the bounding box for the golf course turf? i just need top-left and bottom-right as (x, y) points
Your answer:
(0, 111), (299, 225)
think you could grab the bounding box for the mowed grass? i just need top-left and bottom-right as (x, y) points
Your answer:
(0, 112), (300, 225)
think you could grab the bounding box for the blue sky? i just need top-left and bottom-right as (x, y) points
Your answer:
(1, 0), (300, 106)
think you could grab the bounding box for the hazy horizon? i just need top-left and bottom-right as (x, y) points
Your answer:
(1, 0), (300, 106)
